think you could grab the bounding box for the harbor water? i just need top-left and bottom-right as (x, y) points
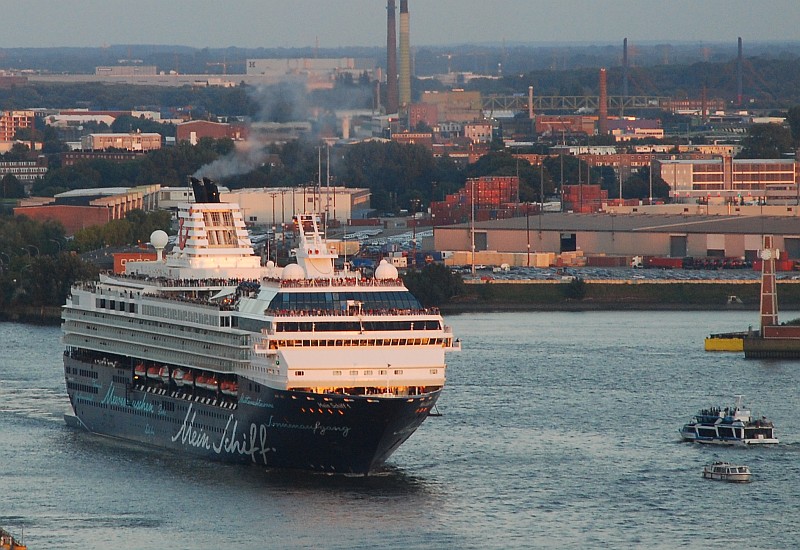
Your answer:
(1, 311), (799, 549)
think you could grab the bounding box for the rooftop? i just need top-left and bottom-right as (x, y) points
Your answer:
(446, 212), (800, 235)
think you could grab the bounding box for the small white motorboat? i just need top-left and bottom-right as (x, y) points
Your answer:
(702, 461), (752, 483)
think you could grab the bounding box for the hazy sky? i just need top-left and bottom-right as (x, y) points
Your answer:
(1, 0), (798, 49)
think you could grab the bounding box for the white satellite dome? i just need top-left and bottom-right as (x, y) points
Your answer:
(375, 259), (399, 280)
(150, 230), (169, 249)
(281, 263), (305, 280)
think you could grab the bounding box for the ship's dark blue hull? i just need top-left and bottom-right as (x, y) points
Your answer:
(64, 355), (439, 474)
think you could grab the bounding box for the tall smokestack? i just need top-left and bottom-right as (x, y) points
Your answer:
(598, 68), (608, 135)
(386, 0), (398, 114)
(622, 38), (629, 98)
(528, 85), (534, 119)
(399, 0), (411, 109)
(737, 37), (743, 106)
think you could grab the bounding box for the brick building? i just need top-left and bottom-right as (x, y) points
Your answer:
(176, 120), (249, 144)
(463, 121), (493, 144)
(0, 157), (48, 183)
(13, 185), (160, 235)
(419, 90), (483, 123)
(0, 110), (34, 141)
(407, 103), (438, 130)
(60, 151), (143, 167)
(535, 115), (596, 136)
(658, 158), (800, 203)
(80, 132), (162, 152)
(391, 132), (434, 150)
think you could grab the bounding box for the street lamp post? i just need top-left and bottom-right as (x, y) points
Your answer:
(560, 149), (564, 212)
(470, 179), (476, 277)
(272, 225), (277, 264)
(410, 198), (420, 267)
(539, 162), (544, 237)
(270, 192), (278, 228)
(526, 203), (531, 267)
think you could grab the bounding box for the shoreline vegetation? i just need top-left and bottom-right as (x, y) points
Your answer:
(4, 281), (800, 326)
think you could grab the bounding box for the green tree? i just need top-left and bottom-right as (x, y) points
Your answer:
(1, 174), (26, 199)
(402, 263), (465, 307)
(126, 208), (173, 244)
(340, 141), (437, 212)
(70, 208), (172, 253)
(787, 105), (800, 146)
(16, 252), (99, 307)
(622, 167), (671, 200)
(737, 124), (794, 159)
(0, 143), (31, 162)
(111, 114), (176, 138)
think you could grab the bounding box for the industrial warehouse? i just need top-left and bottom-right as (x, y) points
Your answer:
(432, 211), (800, 268)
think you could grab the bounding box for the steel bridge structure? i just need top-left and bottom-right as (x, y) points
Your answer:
(481, 95), (670, 113)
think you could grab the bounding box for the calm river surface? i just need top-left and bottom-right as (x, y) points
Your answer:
(1, 311), (799, 549)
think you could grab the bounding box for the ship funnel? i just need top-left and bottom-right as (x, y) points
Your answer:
(203, 177), (220, 203)
(190, 177), (208, 203)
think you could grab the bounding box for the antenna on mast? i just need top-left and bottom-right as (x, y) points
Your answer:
(317, 146), (322, 216)
(325, 143), (331, 240)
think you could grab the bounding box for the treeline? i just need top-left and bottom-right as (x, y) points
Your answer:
(4, 54), (800, 116)
(19, 133), (676, 211)
(12, 112), (797, 212)
(31, 137), (235, 196)
(0, 209), (171, 310)
(466, 57), (800, 109)
(0, 82), (263, 118)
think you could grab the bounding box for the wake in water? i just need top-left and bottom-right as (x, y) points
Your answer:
(0, 386), (67, 423)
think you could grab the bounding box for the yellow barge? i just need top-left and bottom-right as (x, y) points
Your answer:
(704, 332), (747, 352)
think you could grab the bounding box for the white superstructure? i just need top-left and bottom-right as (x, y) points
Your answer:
(64, 195), (459, 400)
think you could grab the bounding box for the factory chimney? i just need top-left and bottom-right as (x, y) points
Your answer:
(622, 38), (629, 98)
(399, 0), (411, 109)
(737, 37), (743, 106)
(386, 0), (398, 114)
(528, 85), (534, 119)
(598, 68), (608, 135)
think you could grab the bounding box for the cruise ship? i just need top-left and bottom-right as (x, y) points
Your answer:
(62, 178), (460, 474)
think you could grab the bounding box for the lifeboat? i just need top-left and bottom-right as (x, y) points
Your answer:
(158, 366), (170, 384)
(134, 363), (146, 378)
(220, 380), (238, 396)
(182, 370), (195, 386)
(146, 365), (160, 379)
(171, 368), (186, 387)
(205, 375), (219, 392)
(195, 372), (208, 389)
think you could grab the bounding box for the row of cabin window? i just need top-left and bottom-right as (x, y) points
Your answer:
(97, 298), (137, 314)
(275, 320), (441, 332)
(268, 291), (421, 310)
(269, 337), (448, 348)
